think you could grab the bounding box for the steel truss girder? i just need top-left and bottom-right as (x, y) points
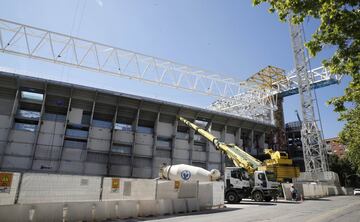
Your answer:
(0, 18), (265, 99)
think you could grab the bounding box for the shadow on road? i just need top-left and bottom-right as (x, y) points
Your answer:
(114, 208), (241, 222)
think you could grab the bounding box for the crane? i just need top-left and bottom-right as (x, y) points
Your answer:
(289, 22), (328, 173)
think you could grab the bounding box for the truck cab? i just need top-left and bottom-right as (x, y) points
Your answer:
(225, 167), (279, 203)
(252, 171), (279, 202)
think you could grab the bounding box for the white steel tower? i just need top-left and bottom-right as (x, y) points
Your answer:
(289, 22), (328, 172)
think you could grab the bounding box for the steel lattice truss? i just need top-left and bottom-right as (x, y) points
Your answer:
(289, 22), (328, 172)
(209, 66), (341, 124)
(0, 18), (341, 125)
(0, 18), (262, 98)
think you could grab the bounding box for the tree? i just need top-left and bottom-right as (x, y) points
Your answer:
(327, 154), (357, 186)
(253, 0), (360, 171)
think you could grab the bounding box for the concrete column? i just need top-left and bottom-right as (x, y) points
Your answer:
(57, 88), (73, 172)
(189, 125), (194, 165)
(130, 102), (141, 177)
(151, 111), (160, 177)
(205, 120), (212, 170)
(235, 128), (242, 147)
(171, 117), (178, 165)
(0, 81), (19, 169)
(29, 83), (48, 169)
(107, 98), (119, 176)
(259, 132), (265, 154)
(250, 129), (254, 154)
(82, 92), (97, 174)
(220, 125), (227, 172)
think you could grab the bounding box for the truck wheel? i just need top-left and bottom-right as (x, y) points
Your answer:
(252, 191), (264, 202)
(264, 196), (272, 202)
(226, 191), (239, 204)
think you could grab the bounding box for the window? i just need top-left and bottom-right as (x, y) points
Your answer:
(112, 144), (132, 154)
(115, 123), (133, 131)
(258, 173), (266, 181)
(14, 123), (36, 132)
(17, 110), (40, 119)
(21, 91), (43, 102)
(137, 126), (153, 134)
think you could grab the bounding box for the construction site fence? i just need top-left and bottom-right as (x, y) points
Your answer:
(0, 171), (224, 221)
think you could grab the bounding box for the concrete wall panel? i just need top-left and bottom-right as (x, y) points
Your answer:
(153, 157), (171, 168)
(62, 148), (84, 161)
(208, 153), (221, 163)
(88, 138), (110, 152)
(172, 158), (190, 165)
(0, 114), (10, 128)
(32, 160), (58, 172)
(2, 156), (31, 169)
(133, 144), (153, 156)
(35, 145), (61, 159)
(113, 131), (133, 144)
(192, 151), (206, 162)
(175, 139), (190, 150)
(0, 98), (13, 115)
(157, 122), (173, 137)
(59, 161), (83, 174)
(9, 130), (35, 143)
(109, 165), (131, 177)
(84, 162), (107, 175)
(0, 128), (8, 141)
(135, 133), (153, 145)
(90, 127), (111, 140)
(5, 142), (33, 156)
(225, 133), (235, 143)
(132, 167), (152, 178)
(173, 149), (190, 159)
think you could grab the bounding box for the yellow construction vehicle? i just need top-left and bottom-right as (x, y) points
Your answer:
(178, 116), (299, 182)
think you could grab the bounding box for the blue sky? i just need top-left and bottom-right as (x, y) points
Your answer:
(0, 0), (348, 138)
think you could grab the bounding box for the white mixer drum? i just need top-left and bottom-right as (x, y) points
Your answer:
(160, 164), (221, 182)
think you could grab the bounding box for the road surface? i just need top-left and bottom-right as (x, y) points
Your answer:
(113, 195), (360, 222)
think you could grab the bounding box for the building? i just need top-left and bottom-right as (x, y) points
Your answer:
(0, 69), (275, 178)
(285, 121), (305, 171)
(325, 137), (346, 157)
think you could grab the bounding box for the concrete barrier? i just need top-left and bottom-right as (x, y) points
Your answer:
(18, 173), (101, 204)
(0, 172), (225, 221)
(282, 182), (354, 200)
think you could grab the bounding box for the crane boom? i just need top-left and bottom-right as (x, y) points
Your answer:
(178, 116), (262, 174)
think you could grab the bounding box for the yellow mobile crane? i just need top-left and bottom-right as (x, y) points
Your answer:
(178, 116), (299, 182)
(178, 116), (300, 202)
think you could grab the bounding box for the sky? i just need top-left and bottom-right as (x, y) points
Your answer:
(0, 0), (349, 138)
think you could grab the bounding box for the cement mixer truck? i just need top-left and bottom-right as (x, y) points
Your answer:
(158, 116), (291, 203)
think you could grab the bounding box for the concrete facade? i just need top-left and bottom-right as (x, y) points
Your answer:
(0, 70), (274, 178)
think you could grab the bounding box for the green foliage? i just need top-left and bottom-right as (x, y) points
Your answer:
(328, 154), (358, 186)
(253, 0), (360, 172)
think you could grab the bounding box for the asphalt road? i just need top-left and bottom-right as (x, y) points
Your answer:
(114, 195), (360, 222)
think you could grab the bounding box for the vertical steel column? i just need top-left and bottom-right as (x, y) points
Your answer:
(56, 88), (73, 172)
(82, 91), (98, 174)
(220, 123), (228, 171)
(151, 111), (160, 178)
(235, 128), (242, 148)
(29, 83), (48, 170)
(130, 101), (141, 177)
(107, 98), (119, 176)
(0, 78), (20, 169)
(171, 116), (178, 165)
(205, 119), (213, 170)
